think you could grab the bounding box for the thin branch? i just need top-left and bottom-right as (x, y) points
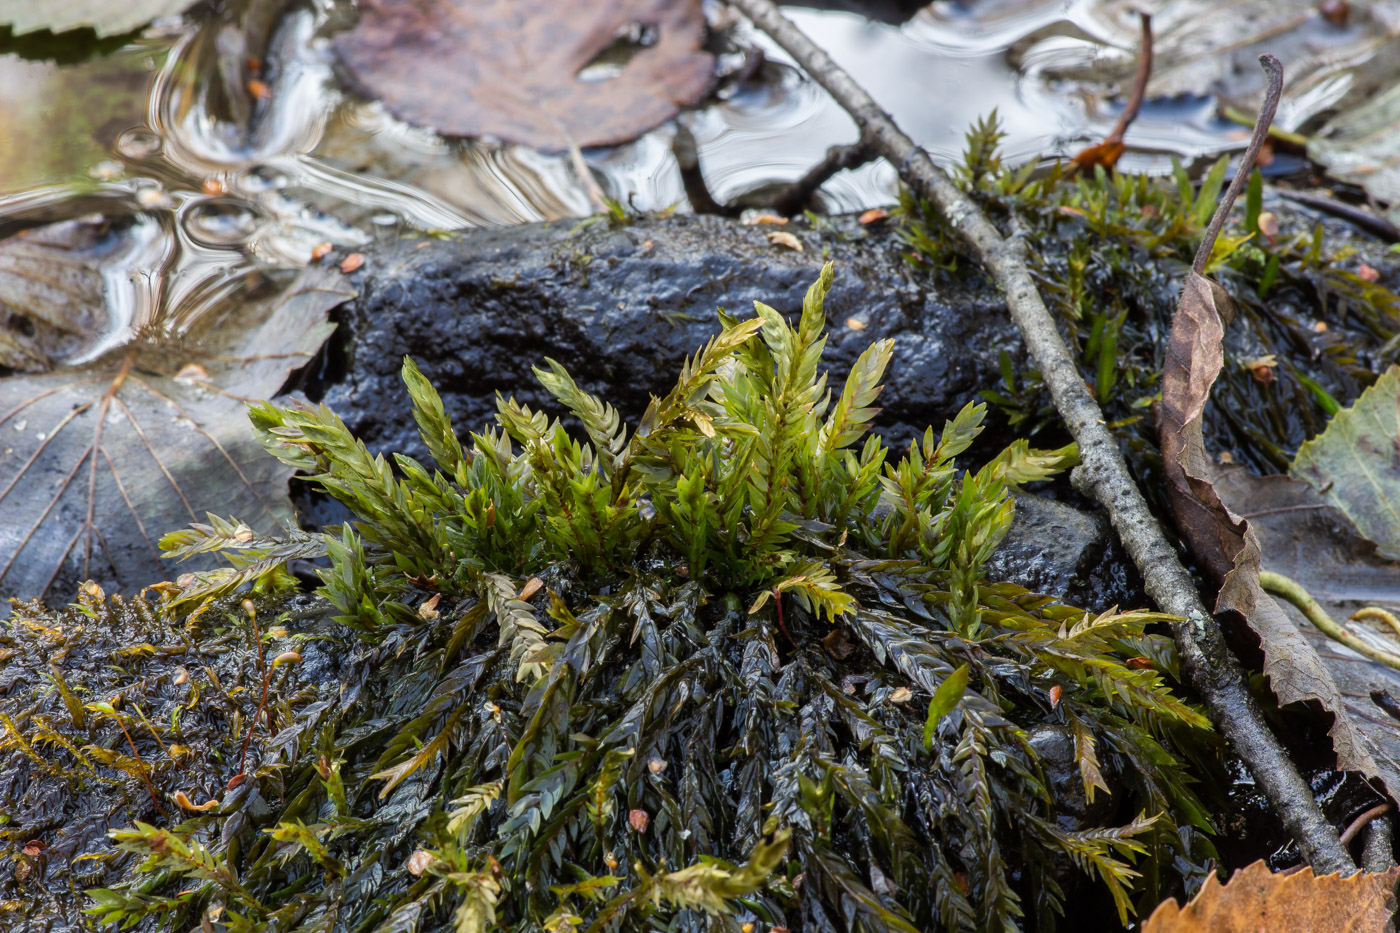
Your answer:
(725, 0), (1353, 874)
(771, 138), (875, 216)
(1363, 816), (1394, 872)
(1107, 13), (1152, 146)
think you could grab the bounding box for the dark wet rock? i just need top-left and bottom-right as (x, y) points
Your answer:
(312, 212), (1021, 466)
(987, 492), (1140, 609)
(988, 493), (1104, 597)
(1026, 723), (1119, 831)
(0, 591), (359, 928)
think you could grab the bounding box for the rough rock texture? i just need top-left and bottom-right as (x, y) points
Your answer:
(986, 492), (1140, 608)
(314, 213), (1020, 463)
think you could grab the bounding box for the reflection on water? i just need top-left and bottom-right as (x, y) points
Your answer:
(0, 0), (1249, 371)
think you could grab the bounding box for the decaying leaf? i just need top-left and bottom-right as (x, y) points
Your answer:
(1291, 365), (1400, 561)
(1158, 58), (1392, 787)
(1143, 859), (1398, 933)
(0, 0), (195, 38)
(334, 0), (715, 150)
(1313, 88), (1400, 226)
(1160, 264), (1389, 788)
(1212, 468), (1400, 799)
(1039, 0), (1400, 132)
(0, 217), (127, 374)
(0, 261), (350, 604)
(767, 231), (803, 252)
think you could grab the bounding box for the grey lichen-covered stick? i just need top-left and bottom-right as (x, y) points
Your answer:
(725, 0), (1354, 873)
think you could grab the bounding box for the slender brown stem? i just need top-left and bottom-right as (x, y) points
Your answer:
(114, 714), (168, 818)
(726, 0), (1352, 874)
(773, 588), (797, 649)
(771, 139), (875, 216)
(1106, 13), (1153, 146)
(1192, 56), (1282, 275)
(1341, 802), (1393, 846)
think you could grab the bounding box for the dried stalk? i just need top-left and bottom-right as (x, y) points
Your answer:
(725, 0), (1353, 872)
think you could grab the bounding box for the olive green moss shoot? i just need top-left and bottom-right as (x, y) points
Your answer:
(4, 265), (1215, 932)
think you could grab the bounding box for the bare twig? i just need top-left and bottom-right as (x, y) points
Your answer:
(672, 121), (736, 217)
(726, 0), (1353, 873)
(1108, 13), (1153, 146)
(1192, 59), (1280, 275)
(1363, 816), (1394, 873)
(771, 138), (875, 215)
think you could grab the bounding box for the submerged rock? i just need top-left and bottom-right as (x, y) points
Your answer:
(987, 492), (1140, 608)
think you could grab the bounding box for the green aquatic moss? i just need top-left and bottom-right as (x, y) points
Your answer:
(6, 265), (1215, 933)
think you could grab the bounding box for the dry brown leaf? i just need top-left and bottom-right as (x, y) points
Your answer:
(1160, 275), (1385, 783)
(418, 592), (442, 621)
(1143, 860), (1398, 933)
(822, 629), (856, 659)
(334, 0), (714, 150)
(174, 791), (218, 812)
(406, 849), (435, 876)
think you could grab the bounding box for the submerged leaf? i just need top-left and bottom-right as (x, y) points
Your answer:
(0, 263), (349, 603)
(334, 0), (714, 150)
